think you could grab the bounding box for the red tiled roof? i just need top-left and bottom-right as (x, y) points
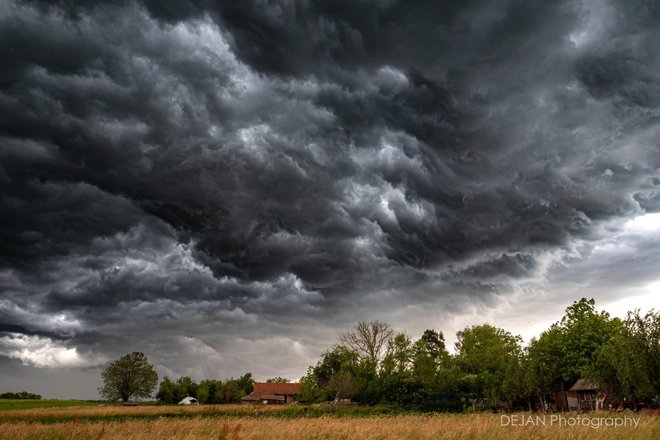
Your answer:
(252, 382), (301, 396)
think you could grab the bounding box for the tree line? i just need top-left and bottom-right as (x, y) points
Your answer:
(155, 373), (255, 404)
(99, 298), (658, 411)
(0, 391), (42, 400)
(297, 299), (659, 411)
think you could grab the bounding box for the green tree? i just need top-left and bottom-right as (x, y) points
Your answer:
(455, 324), (523, 408)
(196, 379), (217, 404)
(299, 367), (327, 403)
(236, 373), (254, 396)
(155, 376), (177, 404)
(412, 338), (437, 383)
(420, 329), (449, 365)
(524, 328), (564, 410)
(220, 378), (245, 403)
(556, 298), (620, 385)
(99, 352), (158, 402)
(523, 298), (620, 410)
(591, 309), (659, 405)
(175, 376), (198, 399)
(266, 377), (290, 383)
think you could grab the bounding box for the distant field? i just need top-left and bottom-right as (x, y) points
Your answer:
(0, 405), (658, 439)
(0, 399), (98, 411)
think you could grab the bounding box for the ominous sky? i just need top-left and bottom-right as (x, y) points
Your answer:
(1, 0), (659, 399)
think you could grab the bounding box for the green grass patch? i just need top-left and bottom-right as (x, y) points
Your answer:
(0, 403), (415, 424)
(0, 399), (99, 411)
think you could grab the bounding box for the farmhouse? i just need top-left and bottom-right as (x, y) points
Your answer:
(241, 382), (301, 405)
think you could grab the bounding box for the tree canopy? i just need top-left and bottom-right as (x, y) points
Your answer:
(99, 352), (158, 402)
(156, 373), (254, 404)
(298, 301), (658, 411)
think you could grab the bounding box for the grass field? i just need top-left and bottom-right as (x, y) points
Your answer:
(0, 404), (657, 439)
(0, 399), (98, 411)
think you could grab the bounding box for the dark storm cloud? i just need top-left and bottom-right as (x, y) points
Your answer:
(1, 0), (660, 396)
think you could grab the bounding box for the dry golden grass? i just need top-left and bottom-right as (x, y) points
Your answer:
(0, 407), (657, 440)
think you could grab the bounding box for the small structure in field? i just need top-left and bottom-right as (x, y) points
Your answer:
(241, 382), (300, 404)
(569, 379), (599, 411)
(552, 379), (602, 411)
(178, 396), (199, 405)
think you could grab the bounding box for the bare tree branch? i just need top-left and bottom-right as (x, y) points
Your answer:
(339, 320), (394, 365)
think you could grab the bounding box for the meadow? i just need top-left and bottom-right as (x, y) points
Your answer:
(0, 399), (98, 411)
(0, 404), (658, 440)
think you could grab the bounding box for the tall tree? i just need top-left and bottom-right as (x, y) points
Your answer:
(556, 298), (620, 385)
(99, 352), (158, 402)
(382, 333), (414, 375)
(176, 376), (198, 399)
(524, 328), (564, 410)
(299, 367), (327, 403)
(155, 376), (177, 404)
(420, 329), (449, 365)
(455, 324), (523, 408)
(339, 321), (394, 366)
(591, 309), (659, 405)
(236, 373), (254, 395)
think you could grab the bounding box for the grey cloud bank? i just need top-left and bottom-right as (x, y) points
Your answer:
(0, 0), (659, 398)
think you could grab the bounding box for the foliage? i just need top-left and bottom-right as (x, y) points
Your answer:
(591, 309), (659, 405)
(266, 377), (290, 383)
(0, 391), (41, 400)
(554, 298), (621, 385)
(116, 298), (658, 412)
(294, 298), (646, 412)
(454, 324), (523, 407)
(156, 373), (254, 404)
(298, 368), (326, 403)
(99, 352), (158, 403)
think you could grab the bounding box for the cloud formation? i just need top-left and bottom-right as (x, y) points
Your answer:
(0, 0), (659, 397)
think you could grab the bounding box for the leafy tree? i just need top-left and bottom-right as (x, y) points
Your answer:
(591, 309), (659, 405)
(196, 379), (217, 404)
(266, 377), (290, 383)
(219, 378), (246, 403)
(175, 376), (198, 399)
(312, 346), (359, 389)
(420, 329), (449, 365)
(299, 367), (327, 403)
(523, 298), (620, 410)
(455, 324), (522, 408)
(412, 338), (437, 383)
(155, 376), (177, 404)
(524, 328), (564, 410)
(382, 333), (414, 375)
(236, 372), (254, 395)
(555, 298), (620, 385)
(99, 352), (158, 402)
